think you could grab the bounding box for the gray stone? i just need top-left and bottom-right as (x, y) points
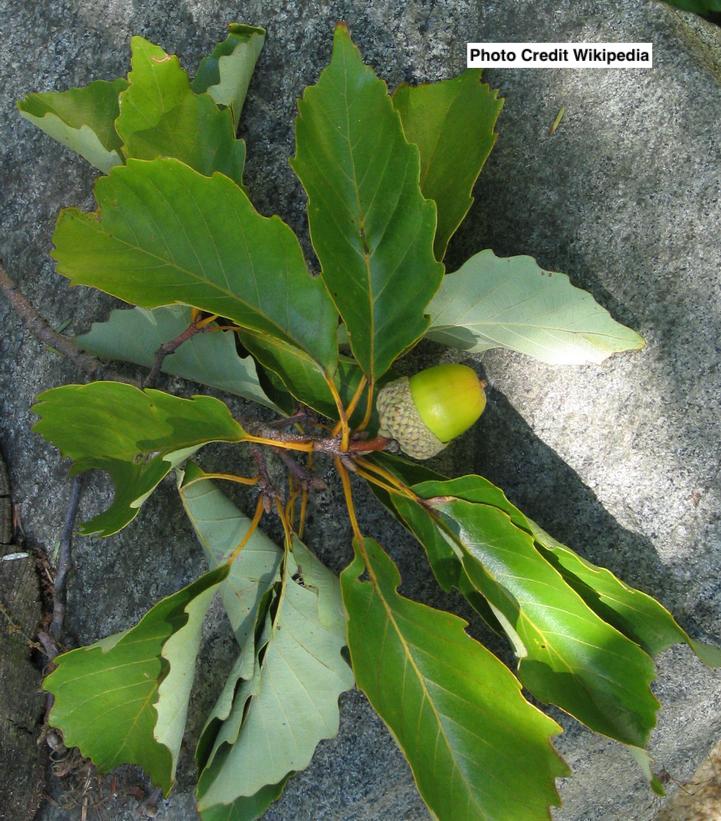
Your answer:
(1, 0), (720, 819)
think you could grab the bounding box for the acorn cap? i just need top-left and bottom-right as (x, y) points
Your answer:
(376, 364), (486, 460)
(376, 376), (446, 460)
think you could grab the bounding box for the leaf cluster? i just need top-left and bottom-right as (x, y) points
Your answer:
(18, 21), (719, 820)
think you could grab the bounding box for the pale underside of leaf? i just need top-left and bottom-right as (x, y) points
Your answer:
(427, 250), (645, 364)
(76, 306), (281, 412)
(192, 24), (266, 128)
(178, 463), (282, 650)
(342, 537), (567, 821)
(197, 538), (353, 809)
(18, 78), (127, 172)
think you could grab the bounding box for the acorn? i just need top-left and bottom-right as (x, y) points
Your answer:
(376, 364), (486, 460)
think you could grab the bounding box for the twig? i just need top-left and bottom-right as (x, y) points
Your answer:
(272, 447), (326, 491)
(143, 320), (208, 388)
(251, 445), (282, 512)
(0, 261), (135, 384)
(265, 410), (308, 429)
(49, 475), (84, 642)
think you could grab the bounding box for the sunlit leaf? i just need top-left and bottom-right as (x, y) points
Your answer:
(415, 479), (659, 746)
(18, 78), (127, 172)
(292, 24), (443, 382)
(32, 382), (246, 536)
(44, 566), (228, 795)
(192, 24), (266, 128)
(393, 70), (502, 259)
(76, 306), (281, 412)
(116, 37), (245, 183)
(52, 157), (338, 372)
(531, 522), (721, 667)
(342, 537), (567, 820)
(427, 250), (645, 364)
(406, 469), (721, 668)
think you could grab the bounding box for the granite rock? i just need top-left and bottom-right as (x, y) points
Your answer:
(1, 0), (720, 819)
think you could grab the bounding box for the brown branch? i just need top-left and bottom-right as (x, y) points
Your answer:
(0, 261), (137, 385)
(49, 475), (84, 642)
(143, 320), (208, 388)
(272, 447), (326, 491)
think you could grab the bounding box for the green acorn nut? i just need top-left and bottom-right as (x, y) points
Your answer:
(376, 364), (486, 460)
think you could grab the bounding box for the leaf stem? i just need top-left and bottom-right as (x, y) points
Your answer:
(335, 456), (364, 544)
(275, 497), (294, 547)
(354, 466), (417, 501)
(244, 435), (314, 453)
(357, 379), (375, 431)
(227, 495), (265, 563)
(182, 471), (259, 489)
(333, 375), (368, 437)
(324, 373), (351, 450)
(353, 457), (418, 500)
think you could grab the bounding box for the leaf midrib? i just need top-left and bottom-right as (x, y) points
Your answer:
(69, 208), (316, 362)
(360, 541), (487, 818)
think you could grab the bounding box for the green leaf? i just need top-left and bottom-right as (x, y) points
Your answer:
(416, 480), (659, 746)
(192, 24), (266, 128)
(44, 565), (228, 795)
(291, 24), (444, 382)
(18, 78), (127, 173)
(427, 250), (645, 364)
(342, 537), (567, 820)
(531, 522), (721, 667)
(392, 70), (502, 259)
(52, 157), (338, 372)
(76, 306), (281, 413)
(663, 0), (721, 10)
(196, 536), (353, 813)
(403, 468), (721, 669)
(116, 37), (245, 184)
(238, 329), (367, 421)
(364, 454), (503, 635)
(32, 382), (246, 536)
(178, 465), (352, 815)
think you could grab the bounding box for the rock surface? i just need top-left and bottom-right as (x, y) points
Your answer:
(1, 0), (720, 819)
